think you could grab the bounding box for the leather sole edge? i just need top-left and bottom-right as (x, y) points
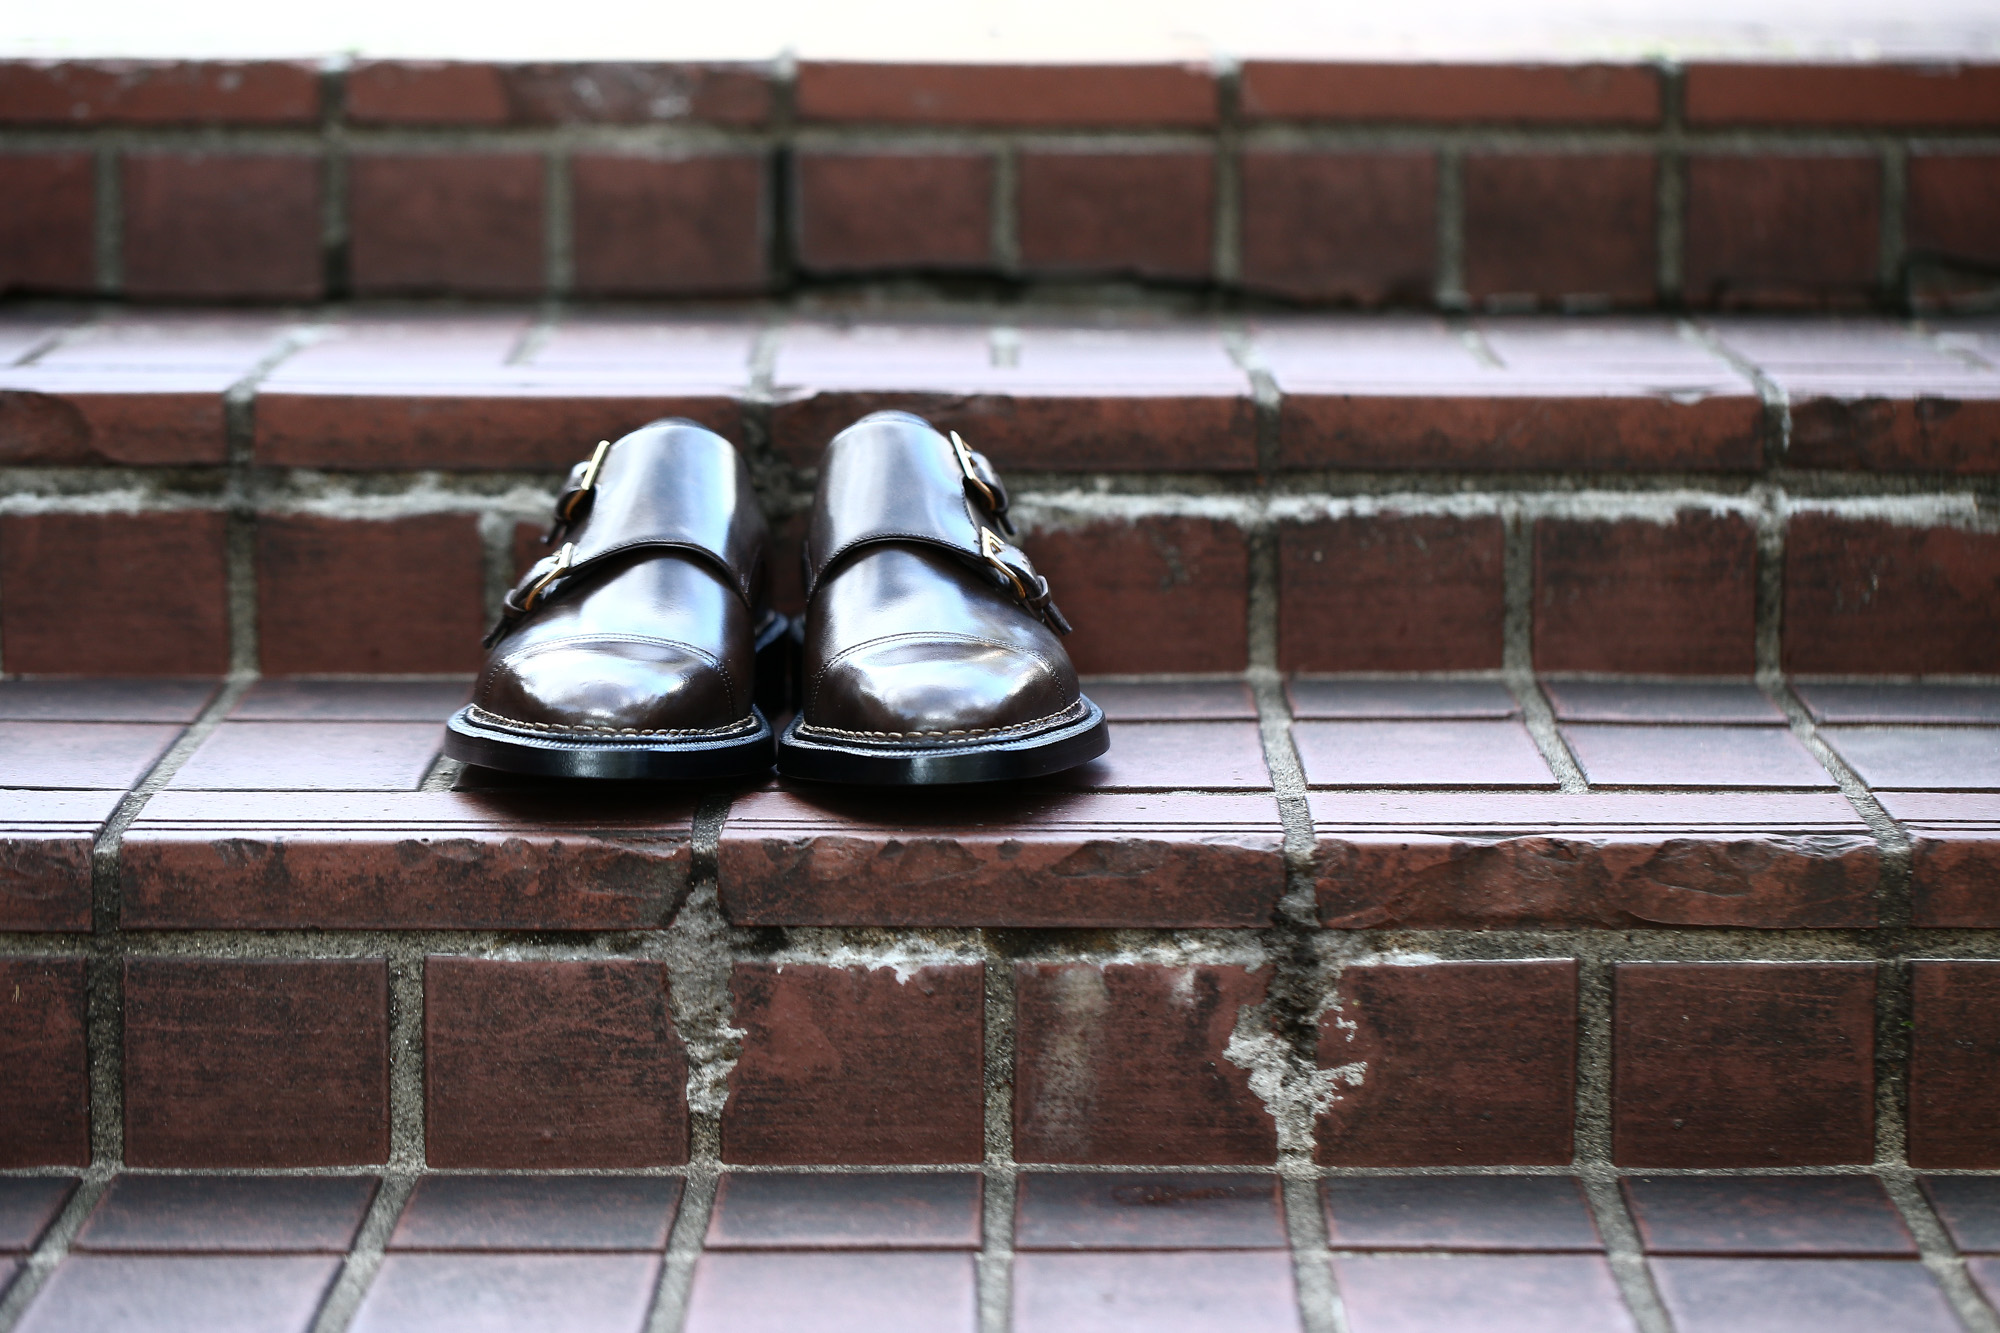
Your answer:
(444, 705), (776, 780)
(774, 697), (1109, 786)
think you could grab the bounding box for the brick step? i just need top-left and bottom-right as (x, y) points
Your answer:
(2, 58), (1997, 308)
(3, 308), (1996, 679)
(8, 1170), (2000, 1333)
(4, 675), (2000, 1171)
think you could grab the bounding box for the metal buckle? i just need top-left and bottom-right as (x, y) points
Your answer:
(521, 542), (575, 610)
(979, 527), (1027, 599)
(559, 439), (611, 522)
(952, 431), (1000, 512)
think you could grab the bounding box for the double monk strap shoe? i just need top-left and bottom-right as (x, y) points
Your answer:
(445, 418), (788, 780)
(775, 410), (1108, 785)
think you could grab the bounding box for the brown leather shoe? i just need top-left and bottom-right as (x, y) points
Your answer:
(445, 419), (786, 779)
(776, 411), (1108, 784)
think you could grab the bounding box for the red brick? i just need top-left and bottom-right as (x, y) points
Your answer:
(0, 153), (94, 293)
(256, 514), (484, 674)
(1311, 792), (1878, 930)
(228, 679), (467, 722)
(1295, 719), (1555, 788)
(168, 721), (440, 791)
(354, 1253), (662, 1333)
(1014, 1172), (1283, 1249)
(1335, 1253), (1638, 1331)
(0, 511), (229, 674)
(1563, 724), (1833, 789)
(348, 154), (545, 296)
(76, 1175), (379, 1253)
(0, 791), (118, 932)
(1014, 963), (1275, 1164)
(426, 958), (688, 1168)
(1017, 152), (1212, 279)
(1020, 517), (1246, 673)
(1783, 514), (2000, 674)
(1909, 156), (2000, 271)
(686, 1251), (976, 1333)
(720, 788), (1283, 928)
(1684, 156), (1881, 308)
(1287, 678), (1517, 720)
(0, 60), (320, 124)
(254, 313), (748, 469)
(0, 957), (89, 1166)
(1909, 961), (2000, 1167)
(1613, 962), (1876, 1167)
(345, 60), (771, 125)
(795, 62), (1215, 126)
(1239, 61), (1660, 124)
(1829, 726), (2000, 791)
(1884, 793), (2000, 928)
(1656, 1257), (1958, 1333)
(124, 790), (695, 931)
(1544, 681), (1782, 724)
(1280, 514), (1505, 671)
(1263, 317), (1762, 471)
(706, 1174), (980, 1249)
(391, 1176), (681, 1251)
(1239, 151), (1435, 304)
(1534, 513), (1756, 674)
(121, 154), (322, 301)
(1323, 1176), (1600, 1250)
(1317, 961), (1576, 1165)
(1623, 1176), (1913, 1256)
(572, 154), (767, 295)
(1684, 62), (2000, 128)
(796, 153), (992, 271)
(768, 322), (1255, 471)
(721, 962), (985, 1164)
(1014, 1252), (1297, 1333)
(1053, 721), (1270, 793)
(123, 958), (389, 1167)
(1799, 683), (2000, 725)
(1087, 680), (1257, 721)
(1464, 154), (1656, 304)
(0, 722), (179, 790)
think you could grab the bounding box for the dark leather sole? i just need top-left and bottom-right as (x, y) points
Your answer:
(775, 696), (1109, 785)
(444, 705), (776, 780)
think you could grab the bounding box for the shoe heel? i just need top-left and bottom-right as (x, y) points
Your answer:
(754, 612), (803, 718)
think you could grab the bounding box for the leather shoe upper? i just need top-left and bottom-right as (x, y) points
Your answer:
(470, 420), (769, 739)
(798, 412), (1082, 744)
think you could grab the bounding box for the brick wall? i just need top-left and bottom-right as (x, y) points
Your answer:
(2, 58), (1998, 308)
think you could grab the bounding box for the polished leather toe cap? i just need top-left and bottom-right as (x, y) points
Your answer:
(806, 633), (1075, 739)
(476, 635), (743, 735)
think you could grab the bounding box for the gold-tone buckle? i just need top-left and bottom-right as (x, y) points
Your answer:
(522, 541), (574, 610)
(560, 439), (611, 521)
(952, 431), (1000, 512)
(979, 527), (1026, 598)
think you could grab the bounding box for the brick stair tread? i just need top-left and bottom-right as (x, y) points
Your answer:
(6, 309), (1997, 472)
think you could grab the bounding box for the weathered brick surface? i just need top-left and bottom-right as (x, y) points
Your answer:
(1280, 515), (1505, 672)
(0, 60), (321, 124)
(121, 154), (323, 301)
(0, 957), (89, 1166)
(1017, 152), (1213, 280)
(1908, 961), (2000, 1168)
(1239, 151), (1436, 303)
(795, 153), (992, 272)
(719, 788), (1284, 928)
(1311, 793), (1878, 929)
(1684, 156), (1882, 307)
(1613, 962), (1876, 1166)
(348, 154), (545, 296)
(256, 515), (485, 674)
(1882, 794), (2000, 929)
(426, 958), (689, 1167)
(1463, 154), (1656, 305)
(345, 60), (771, 125)
(0, 153), (95, 293)
(0, 721), (181, 790)
(1238, 62), (1660, 124)
(0, 791), (118, 931)
(1316, 961), (1578, 1166)
(1683, 62), (2000, 127)
(0, 511), (230, 674)
(796, 62), (1215, 126)
(1027, 517), (1248, 673)
(1053, 721), (1270, 793)
(571, 154), (769, 295)
(1908, 155), (2000, 273)
(1014, 963), (1275, 1164)
(123, 958), (390, 1167)
(722, 962), (985, 1164)
(1783, 515), (2000, 674)
(1533, 513), (1757, 674)
(123, 791), (694, 930)
(1295, 719), (1556, 788)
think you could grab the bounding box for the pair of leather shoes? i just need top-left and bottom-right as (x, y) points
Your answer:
(444, 412), (1108, 784)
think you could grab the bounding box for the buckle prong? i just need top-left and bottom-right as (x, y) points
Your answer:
(952, 431), (1001, 513)
(522, 542), (575, 610)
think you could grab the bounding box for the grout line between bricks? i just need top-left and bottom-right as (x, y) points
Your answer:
(1503, 514), (1589, 793)
(0, 1170), (111, 1333)
(1580, 1173), (1674, 1333)
(645, 1171), (718, 1333)
(545, 153), (574, 298)
(92, 148), (120, 295)
(1434, 147), (1465, 309)
(1284, 1176), (1342, 1333)
(1571, 956), (1615, 1170)
(1885, 1169), (2000, 1333)
(977, 1167), (1016, 1333)
(1880, 144), (1909, 304)
(307, 1172), (416, 1333)
(85, 674), (255, 1166)
(1212, 60), (1242, 286)
(385, 953), (426, 1171)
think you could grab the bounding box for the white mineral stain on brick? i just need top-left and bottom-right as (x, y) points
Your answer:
(770, 939), (979, 985)
(1030, 965), (1110, 1159)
